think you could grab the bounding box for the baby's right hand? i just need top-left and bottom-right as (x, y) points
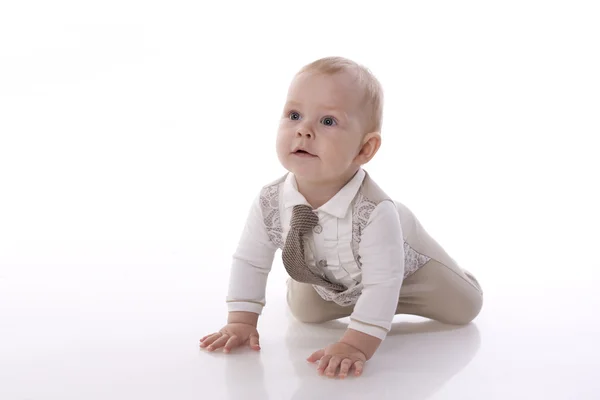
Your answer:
(199, 323), (260, 353)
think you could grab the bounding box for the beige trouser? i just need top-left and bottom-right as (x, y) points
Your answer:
(286, 258), (483, 325)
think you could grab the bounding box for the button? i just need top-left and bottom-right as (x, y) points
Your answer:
(318, 259), (327, 268)
(313, 224), (323, 234)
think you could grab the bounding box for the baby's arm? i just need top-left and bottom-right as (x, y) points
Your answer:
(309, 200), (404, 377)
(200, 192), (278, 353)
(347, 199), (405, 352)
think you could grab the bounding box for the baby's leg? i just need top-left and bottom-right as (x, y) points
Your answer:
(286, 259), (482, 326)
(286, 279), (353, 323)
(396, 259), (483, 325)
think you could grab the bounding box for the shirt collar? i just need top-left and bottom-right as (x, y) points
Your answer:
(282, 169), (366, 219)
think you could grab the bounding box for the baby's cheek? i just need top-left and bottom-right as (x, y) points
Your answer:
(335, 142), (357, 161)
(327, 150), (352, 171)
(276, 134), (291, 152)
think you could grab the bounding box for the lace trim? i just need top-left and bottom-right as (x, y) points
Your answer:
(313, 283), (364, 307)
(351, 192), (376, 268)
(404, 242), (430, 276)
(259, 184), (283, 248)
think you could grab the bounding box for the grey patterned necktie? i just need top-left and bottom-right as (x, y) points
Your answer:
(282, 205), (345, 291)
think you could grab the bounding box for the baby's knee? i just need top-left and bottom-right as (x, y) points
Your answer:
(442, 290), (483, 325)
(428, 264), (483, 325)
(286, 283), (328, 323)
(288, 304), (329, 323)
(286, 280), (351, 323)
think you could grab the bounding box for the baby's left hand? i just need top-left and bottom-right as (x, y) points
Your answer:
(307, 342), (367, 379)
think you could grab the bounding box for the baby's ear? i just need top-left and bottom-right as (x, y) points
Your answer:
(355, 132), (381, 165)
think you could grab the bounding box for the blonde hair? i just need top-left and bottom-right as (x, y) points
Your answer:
(297, 56), (384, 133)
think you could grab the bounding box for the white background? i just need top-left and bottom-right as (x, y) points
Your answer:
(1, 1), (599, 399)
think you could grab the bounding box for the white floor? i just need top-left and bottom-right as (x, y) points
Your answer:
(1, 236), (599, 400)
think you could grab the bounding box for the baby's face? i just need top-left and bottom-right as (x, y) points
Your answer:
(276, 71), (367, 184)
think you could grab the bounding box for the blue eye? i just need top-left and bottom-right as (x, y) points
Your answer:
(321, 116), (337, 126)
(289, 111), (300, 120)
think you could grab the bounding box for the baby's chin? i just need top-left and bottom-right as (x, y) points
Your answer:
(283, 161), (322, 180)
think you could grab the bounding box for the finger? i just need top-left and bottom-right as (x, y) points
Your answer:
(353, 360), (365, 376)
(306, 349), (325, 363)
(249, 334), (261, 351)
(207, 334), (230, 351)
(200, 333), (222, 348)
(338, 358), (354, 379)
(200, 334), (211, 342)
(223, 335), (239, 353)
(325, 356), (342, 378)
(317, 355), (332, 375)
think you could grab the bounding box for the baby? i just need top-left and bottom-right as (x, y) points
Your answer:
(199, 56), (483, 379)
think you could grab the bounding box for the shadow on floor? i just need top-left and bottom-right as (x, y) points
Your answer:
(210, 317), (480, 400)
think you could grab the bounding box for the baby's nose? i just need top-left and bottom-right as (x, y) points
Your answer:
(296, 128), (313, 138)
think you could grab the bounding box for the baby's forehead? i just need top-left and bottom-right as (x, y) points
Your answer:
(287, 71), (366, 107)
(292, 69), (360, 89)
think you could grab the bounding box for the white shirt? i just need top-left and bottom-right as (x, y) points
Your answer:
(226, 169), (405, 340)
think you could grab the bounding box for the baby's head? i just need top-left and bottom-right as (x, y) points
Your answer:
(276, 57), (384, 186)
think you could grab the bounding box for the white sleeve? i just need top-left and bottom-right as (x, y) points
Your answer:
(225, 192), (279, 314)
(348, 200), (405, 340)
